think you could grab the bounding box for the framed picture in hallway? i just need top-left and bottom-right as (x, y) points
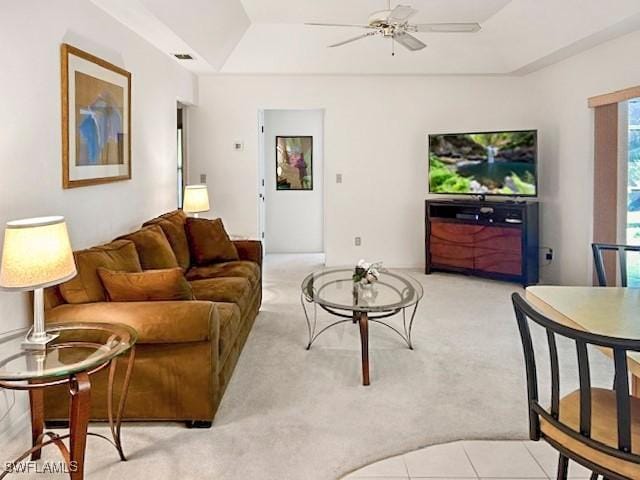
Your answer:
(61, 43), (131, 189)
(276, 136), (313, 190)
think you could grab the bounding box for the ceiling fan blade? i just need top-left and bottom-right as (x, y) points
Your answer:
(328, 31), (378, 48)
(388, 5), (417, 23)
(412, 22), (481, 33)
(305, 22), (375, 29)
(393, 31), (426, 51)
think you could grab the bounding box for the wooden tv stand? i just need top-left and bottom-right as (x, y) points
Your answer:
(425, 199), (539, 286)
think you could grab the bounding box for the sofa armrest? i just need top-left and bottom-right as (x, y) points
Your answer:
(46, 301), (220, 345)
(233, 240), (263, 266)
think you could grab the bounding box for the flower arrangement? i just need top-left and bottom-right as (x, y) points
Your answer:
(352, 259), (382, 286)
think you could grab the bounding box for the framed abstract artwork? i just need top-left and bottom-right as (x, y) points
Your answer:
(276, 136), (313, 190)
(61, 44), (131, 189)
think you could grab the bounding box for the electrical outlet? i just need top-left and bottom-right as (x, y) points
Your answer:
(336, 174), (343, 184)
(200, 174), (207, 184)
(546, 248), (554, 261)
(355, 237), (361, 246)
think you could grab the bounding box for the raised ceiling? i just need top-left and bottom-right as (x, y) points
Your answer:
(92, 0), (640, 75)
(239, 0), (511, 24)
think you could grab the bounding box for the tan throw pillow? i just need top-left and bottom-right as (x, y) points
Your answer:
(143, 210), (191, 270)
(97, 267), (194, 302)
(59, 240), (142, 304)
(117, 225), (179, 270)
(185, 218), (239, 265)
(153, 219), (191, 270)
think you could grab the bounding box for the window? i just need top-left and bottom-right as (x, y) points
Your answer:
(625, 99), (640, 285)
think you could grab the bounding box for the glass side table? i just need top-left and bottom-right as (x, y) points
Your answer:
(0, 322), (137, 480)
(301, 268), (423, 386)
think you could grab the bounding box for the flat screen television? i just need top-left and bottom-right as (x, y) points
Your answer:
(428, 130), (537, 197)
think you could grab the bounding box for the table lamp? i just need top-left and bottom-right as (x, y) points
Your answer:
(0, 216), (77, 350)
(183, 184), (210, 218)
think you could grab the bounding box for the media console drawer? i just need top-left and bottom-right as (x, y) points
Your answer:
(430, 241), (474, 269)
(425, 200), (539, 286)
(474, 226), (521, 253)
(474, 247), (522, 276)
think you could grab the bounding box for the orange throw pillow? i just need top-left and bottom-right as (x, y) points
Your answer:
(185, 218), (239, 265)
(60, 240), (142, 304)
(97, 267), (194, 302)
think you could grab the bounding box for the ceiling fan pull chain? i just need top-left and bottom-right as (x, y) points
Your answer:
(392, 37), (395, 56)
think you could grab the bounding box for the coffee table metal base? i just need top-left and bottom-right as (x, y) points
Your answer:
(301, 297), (419, 386)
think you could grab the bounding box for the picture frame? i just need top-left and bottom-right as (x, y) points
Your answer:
(61, 43), (132, 189)
(275, 136), (313, 191)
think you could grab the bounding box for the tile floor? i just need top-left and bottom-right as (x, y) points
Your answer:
(343, 440), (594, 479)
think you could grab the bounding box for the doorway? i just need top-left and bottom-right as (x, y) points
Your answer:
(258, 109), (325, 254)
(177, 104), (187, 208)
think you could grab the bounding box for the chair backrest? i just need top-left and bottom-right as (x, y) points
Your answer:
(512, 292), (640, 464)
(592, 243), (640, 287)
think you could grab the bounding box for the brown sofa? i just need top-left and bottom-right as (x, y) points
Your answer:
(43, 210), (262, 427)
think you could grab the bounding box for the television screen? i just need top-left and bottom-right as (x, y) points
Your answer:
(428, 130), (537, 197)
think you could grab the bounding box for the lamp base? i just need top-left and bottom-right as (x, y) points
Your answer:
(21, 332), (59, 351)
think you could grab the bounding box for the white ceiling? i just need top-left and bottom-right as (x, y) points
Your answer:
(91, 0), (250, 73)
(240, 0), (511, 24)
(92, 0), (640, 75)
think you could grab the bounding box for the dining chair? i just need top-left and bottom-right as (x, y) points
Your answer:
(591, 243), (640, 287)
(512, 292), (640, 480)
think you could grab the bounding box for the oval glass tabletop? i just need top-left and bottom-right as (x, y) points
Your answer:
(301, 268), (424, 313)
(0, 322), (137, 382)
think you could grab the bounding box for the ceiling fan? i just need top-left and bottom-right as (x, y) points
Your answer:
(305, 1), (481, 54)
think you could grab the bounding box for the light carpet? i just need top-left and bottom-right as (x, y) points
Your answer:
(8, 254), (610, 479)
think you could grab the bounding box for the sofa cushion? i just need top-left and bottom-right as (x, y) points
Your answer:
(98, 267), (194, 302)
(215, 303), (242, 365)
(143, 210), (191, 270)
(47, 301), (217, 344)
(190, 277), (252, 314)
(185, 218), (239, 265)
(59, 240), (142, 304)
(118, 225), (179, 270)
(186, 260), (260, 287)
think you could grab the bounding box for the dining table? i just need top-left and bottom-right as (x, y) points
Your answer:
(525, 285), (640, 396)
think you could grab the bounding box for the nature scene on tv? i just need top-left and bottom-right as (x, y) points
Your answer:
(429, 131), (537, 196)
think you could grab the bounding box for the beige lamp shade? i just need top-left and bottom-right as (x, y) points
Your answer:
(0, 216), (77, 291)
(183, 185), (210, 214)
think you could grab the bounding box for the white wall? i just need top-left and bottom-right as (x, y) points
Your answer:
(0, 0), (196, 436)
(524, 29), (640, 285)
(263, 109), (324, 253)
(189, 75), (534, 268)
(190, 30), (640, 286)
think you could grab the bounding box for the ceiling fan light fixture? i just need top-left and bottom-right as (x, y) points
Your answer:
(306, 2), (481, 52)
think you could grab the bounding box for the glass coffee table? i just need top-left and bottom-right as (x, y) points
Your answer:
(301, 268), (423, 386)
